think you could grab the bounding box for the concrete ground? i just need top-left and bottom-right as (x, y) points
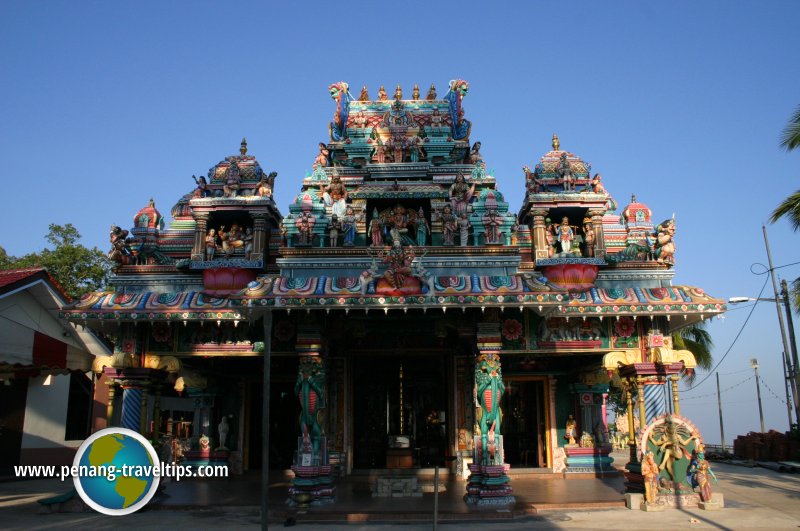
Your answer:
(1, 461), (799, 530)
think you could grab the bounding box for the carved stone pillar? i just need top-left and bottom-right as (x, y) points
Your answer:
(589, 209), (606, 259)
(192, 213), (209, 261)
(530, 209), (549, 261)
(671, 375), (681, 415)
(626, 385), (637, 464)
(250, 213), (267, 262)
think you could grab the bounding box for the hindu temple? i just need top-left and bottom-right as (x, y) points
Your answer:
(63, 80), (725, 511)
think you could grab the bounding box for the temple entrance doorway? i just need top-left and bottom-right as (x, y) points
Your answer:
(352, 352), (449, 470)
(245, 378), (299, 471)
(501, 378), (547, 468)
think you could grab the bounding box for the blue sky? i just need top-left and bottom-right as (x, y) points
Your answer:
(2, 1), (799, 443)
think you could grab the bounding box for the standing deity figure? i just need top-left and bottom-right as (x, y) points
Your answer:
(409, 136), (424, 163)
(342, 206), (357, 246)
(369, 209), (383, 247)
(641, 451), (660, 505)
(555, 217), (574, 254)
(296, 211), (314, 246)
(223, 161), (241, 197)
(468, 141), (483, 164)
(449, 172), (475, 217)
(557, 152), (574, 192)
(483, 208), (503, 244)
(426, 84), (437, 100)
(192, 175), (210, 198)
(314, 142), (330, 167)
(387, 131), (408, 163)
(544, 218), (556, 257)
(371, 137), (386, 164)
(440, 205), (457, 246)
(523, 166), (543, 194)
(328, 214), (340, 247)
(358, 85), (369, 101)
(353, 111), (368, 135)
(565, 414), (577, 445)
(205, 228), (218, 260)
(217, 416), (230, 451)
(416, 208), (430, 246)
(412, 84), (420, 100)
(295, 355), (326, 456)
(109, 226), (132, 265)
(430, 109), (444, 137)
(243, 227), (254, 260)
(459, 213), (471, 246)
(583, 222), (596, 257)
(377, 85), (388, 101)
(322, 173), (348, 218)
(475, 352), (505, 465)
(654, 218), (676, 264)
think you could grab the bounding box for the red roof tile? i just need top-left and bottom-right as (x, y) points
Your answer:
(0, 267), (71, 302)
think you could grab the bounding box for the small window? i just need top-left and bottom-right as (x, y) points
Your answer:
(64, 372), (92, 441)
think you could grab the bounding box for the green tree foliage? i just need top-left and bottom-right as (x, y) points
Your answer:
(771, 105), (800, 310)
(1, 224), (109, 299)
(672, 322), (713, 384)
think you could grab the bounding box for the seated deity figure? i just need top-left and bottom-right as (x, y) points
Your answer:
(256, 175), (273, 198)
(322, 173), (348, 218)
(223, 161), (241, 197)
(220, 224), (245, 257)
(353, 111), (368, 135)
(430, 109), (444, 136)
(449, 172), (475, 217)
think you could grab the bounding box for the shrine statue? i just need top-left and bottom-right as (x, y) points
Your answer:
(409, 136), (424, 162)
(296, 212), (314, 246)
(377, 85), (388, 101)
(449, 172), (475, 217)
(415, 208), (430, 246)
(223, 161), (241, 197)
(430, 109), (444, 136)
(369, 209), (383, 247)
(220, 224), (245, 258)
(475, 352), (505, 465)
(641, 451), (660, 505)
(342, 206), (356, 246)
(256, 171), (276, 198)
(328, 214), (340, 247)
(243, 227), (254, 260)
(192, 175), (210, 198)
(295, 355), (326, 455)
(440, 205), (457, 246)
(687, 446), (717, 502)
(590, 173), (605, 194)
(358, 84), (369, 101)
(648, 414), (699, 481)
(468, 141), (483, 164)
(557, 152), (573, 192)
(565, 414), (577, 445)
(654, 218), (676, 265)
(583, 222), (595, 257)
(381, 240), (415, 289)
(109, 226), (132, 265)
(554, 217), (574, 255)
(353, 111), (368, 135)
(426, 84), (437, 100)
(371, 138), (387, 164)
(205, 228), (218, 260)
(217, 416), (230, 451)
(483, 208), (503, 245)
(322, 173), (348, 218)
(459, 213), (471, 246)
(314, 142), (330, 167)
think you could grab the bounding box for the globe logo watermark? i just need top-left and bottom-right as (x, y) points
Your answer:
(72, 427), (161, 516)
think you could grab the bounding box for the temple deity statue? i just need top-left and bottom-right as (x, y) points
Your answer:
(440, 205), (457, 246)
(409, 136), (424, 162)
(459, 213), (471, 246)
(295, 355), (326, 456)
(555, 217), (574, 254)
(353, 111), (368, 135)
(387, 132), (409, 163)
(322, 173), (348, 218)
(583, 221), (595, 257)
(217, 416), (230, 451)
(565, 414), (577, 445)
(358, 84), (369, 101)
(377, 85), (388, 101)
(412, 84), (420, 100)
(369, 209), (383, 247)
(243, 227), (254, 259)
(483, 208), (503, 244)
(449, 172), (475, 217)
(314, 142), (330, 167)
(109, 226), (132, 265)
(426, 84), (437, 100)
(220, 224), (245, 258)
(223, 161), (241, 197)
(328, 214), (340, 247)
(557, 152), (574, 192)
(430, 109), (444, 137)
(381, 240), (414, 289)
(523, 166), (543, 194)
(371, 137), (386, 164)
(468, 141), (483, 164)
(205, 228), (218, 260)
(192, 175), (210, 198)
(654, 218), (676, 264)
(342, 206), (356, 246)
(590, 173), (605, 194)
(296, 211), (314, 246)
(641, 451), (660, 505)
(416, 208), (430, 245)
(256, 172), (276, 198)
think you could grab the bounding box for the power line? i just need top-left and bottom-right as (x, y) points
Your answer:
(760, 375), (788, 405)
(682, 375), (753, 401)
(680, 273), (770, 392)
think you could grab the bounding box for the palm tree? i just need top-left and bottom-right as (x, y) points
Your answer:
(672, 322), (713, 384)
(770, 105), (800, 310)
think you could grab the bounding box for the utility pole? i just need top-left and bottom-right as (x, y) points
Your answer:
(752, 358), (766, 434)
(716, 372), (726, 452)
(781, 278), (800, 428)
(763, 226), (800, 425)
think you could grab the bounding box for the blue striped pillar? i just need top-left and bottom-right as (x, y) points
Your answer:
(121, 387), (143, 432)
(643, 384), (665, 425)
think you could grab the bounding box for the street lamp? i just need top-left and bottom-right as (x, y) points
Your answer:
(729, 287), (800, 429)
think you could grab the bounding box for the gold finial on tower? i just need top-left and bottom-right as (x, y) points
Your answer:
(412, 84), (420, 100)
(552, 133), (560, 151)
(240, 138), (248, 156)
(394, 84), (403, 100)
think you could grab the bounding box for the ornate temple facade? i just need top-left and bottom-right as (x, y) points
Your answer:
(63, 80), (724, 507)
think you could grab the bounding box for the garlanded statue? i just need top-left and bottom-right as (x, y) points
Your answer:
(648, 414), (699, 482)
(654, 218), (676, 265)
(474, 352), (505, 465)
(426, 83), (437, 100)
(358, 84), (369, 101)
(449, 172), (475, 217)
(314, 142), (330, 167)
(377, 85), (388, 101)
(328, 81), (353, 141)
(223, 161), (241, 197)
(468, 141), (483, 164)
(554, 216), (574, 255)
(416, 207), (430, 245)
(295, 355), (326, 455)
(444, 79), (471, 140)
(483, 208), (503, 245)
(564, 414), (577, 445)
(205, 228), (218, 260)
(412, 84), (420, 100)
(109, 226), (132, 266)
(440, 205), (457, 246)
(342, 206), (357, 246)
(557, 152), (574, 191)
(641, 451), (660, 505)
(192, 175), (210, 198)
(369, 209), (383, 247)
(381, 240), (415, 289)
(322, 173), (348, 218)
